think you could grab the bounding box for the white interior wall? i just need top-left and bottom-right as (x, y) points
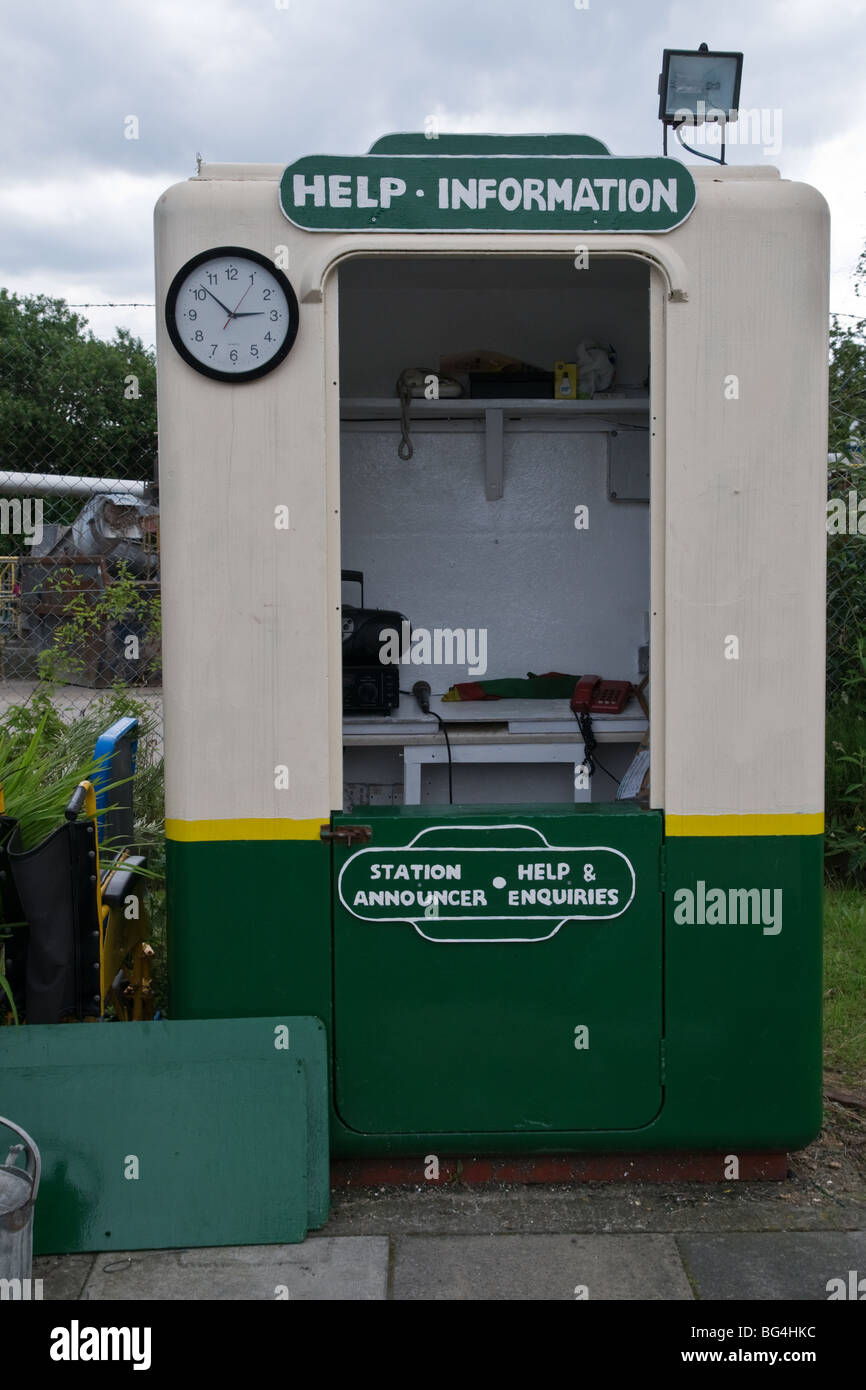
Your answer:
(338, 257), (649, 396)
(340, 421), (649, 693)
(338, 255), (651, 703)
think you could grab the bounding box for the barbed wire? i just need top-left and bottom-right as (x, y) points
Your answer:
(57, 303), (864, 317)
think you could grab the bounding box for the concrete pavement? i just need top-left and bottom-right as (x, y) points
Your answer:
(32, 1182), (866, 1300)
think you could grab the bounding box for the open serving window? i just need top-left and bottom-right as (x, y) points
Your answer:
(338, 253), (654, 811)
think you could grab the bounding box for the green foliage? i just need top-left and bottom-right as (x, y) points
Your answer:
(827, 258), (866, 698)
(0, 288), (156, 487)
(0, 946), (19, 1024)
(0, 686), (166, 1023)
(828, 321), (866, 462)
(35, 561), (161, 687)
(0, 709), (104, 851)
(825, 635), (866, 879)
(0, 686), (165, 853)
(0, 700), (106, 1024)
(825, 247), (866, 888)
(0, 683), (66, 748)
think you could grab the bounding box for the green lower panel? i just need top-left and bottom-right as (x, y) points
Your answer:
(168, 839), (332, 1027)
(332, 805), (662, 1133)
(661, 834), (823, 1151)
(166, 820), (823, 1155)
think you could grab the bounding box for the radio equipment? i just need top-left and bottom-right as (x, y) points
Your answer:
(341, 570), (409, 714)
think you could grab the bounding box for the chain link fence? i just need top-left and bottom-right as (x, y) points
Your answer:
(0, 292), (162, 740)
(827, 455), (866, 705)
(0, 288), (859, 729)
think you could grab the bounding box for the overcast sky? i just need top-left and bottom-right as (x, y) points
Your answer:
(1, 0), (864, 348)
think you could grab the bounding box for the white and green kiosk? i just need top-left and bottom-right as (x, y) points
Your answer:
(155, 132), (828, 1156)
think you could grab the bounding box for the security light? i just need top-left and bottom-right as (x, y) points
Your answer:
(659, 43), (743, 164)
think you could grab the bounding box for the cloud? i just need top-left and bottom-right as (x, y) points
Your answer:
(0, 0), (863, 337)
(788, 125), (866, 317)
(0, 166), (171, 344)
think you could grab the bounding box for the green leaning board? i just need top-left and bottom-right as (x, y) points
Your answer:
(0, 1017), (329, 1254)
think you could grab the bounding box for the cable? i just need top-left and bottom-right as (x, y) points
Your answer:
(592, 754), (622, 787)
(68, 302), (155, 308)
(575, 710), (621, 787)
(401, 689), (453, 803)
(674, 121), (727, 167)
(576, 710), (596, 775)
(397, 379), (414, 460)
(432, 712), (454, 804)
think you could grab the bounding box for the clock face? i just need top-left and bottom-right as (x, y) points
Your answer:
(165, 246), (299, 382)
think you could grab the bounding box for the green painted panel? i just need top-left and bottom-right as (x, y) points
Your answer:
(167, 839), (332, 1028)
(331, 805), (663, 1134)
(662, 835), (823, 1150)
(161, 824), (822, 1156)
(0, 1018), (329, 1253)
(367, 133), (613, 157)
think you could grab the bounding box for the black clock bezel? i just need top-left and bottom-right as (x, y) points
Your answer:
(165, 245), (300, 383)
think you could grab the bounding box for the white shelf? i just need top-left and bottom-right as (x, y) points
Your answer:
(344, 694), (647, 747)
(341, 397), (649, 419)
(340, 397), (649, 500)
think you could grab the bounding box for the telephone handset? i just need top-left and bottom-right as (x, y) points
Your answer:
(571, 676), (600, 713)
(570, 676), (632, 715)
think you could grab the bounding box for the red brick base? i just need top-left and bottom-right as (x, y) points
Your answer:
(331, 1152), (789, 1186)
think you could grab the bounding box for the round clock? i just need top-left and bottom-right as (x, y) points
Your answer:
(165, 246), (299, 382)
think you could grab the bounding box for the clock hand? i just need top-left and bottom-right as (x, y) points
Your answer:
(230, 311), (265, 317)
(200, 285), (235, 317)
(223, 283), (253, 329)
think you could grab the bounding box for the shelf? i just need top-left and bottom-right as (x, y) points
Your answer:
(344, 694), (647, 746)
(341, 397), (650, 419)
(340, 397), (650, 501)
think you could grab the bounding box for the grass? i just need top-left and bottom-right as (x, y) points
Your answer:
(823, 883), (866, 1086)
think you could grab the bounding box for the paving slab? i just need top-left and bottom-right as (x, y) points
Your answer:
(326, 1182), (864, 1236)
(80, 1238), (389, 1301)
(391, 1233), (694, 1300)
(677, 1231), (866, 1301)
(32, 1254), (95, 1301)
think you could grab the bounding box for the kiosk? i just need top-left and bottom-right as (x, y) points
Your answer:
(156, 133), (829, 1155)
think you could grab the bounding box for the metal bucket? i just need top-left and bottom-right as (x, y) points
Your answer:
(0, 1117), (41, 1282)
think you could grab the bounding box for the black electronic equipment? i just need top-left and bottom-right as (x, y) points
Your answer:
(341, 570), (409, 714)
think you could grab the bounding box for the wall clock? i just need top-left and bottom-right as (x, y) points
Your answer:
(165, 246), (299, 382)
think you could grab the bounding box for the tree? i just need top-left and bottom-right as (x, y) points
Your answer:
(828, 247), (865, 460)
(0, 289), (156, 482)
(826, 249), (866, 698)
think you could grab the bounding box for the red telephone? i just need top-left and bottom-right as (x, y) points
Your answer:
(570, 676), (632, 715)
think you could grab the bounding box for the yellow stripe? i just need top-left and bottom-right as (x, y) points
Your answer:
(166, 817), (326, 843)
(665, 813), (824, 837)
(168, 812), (824, 842)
